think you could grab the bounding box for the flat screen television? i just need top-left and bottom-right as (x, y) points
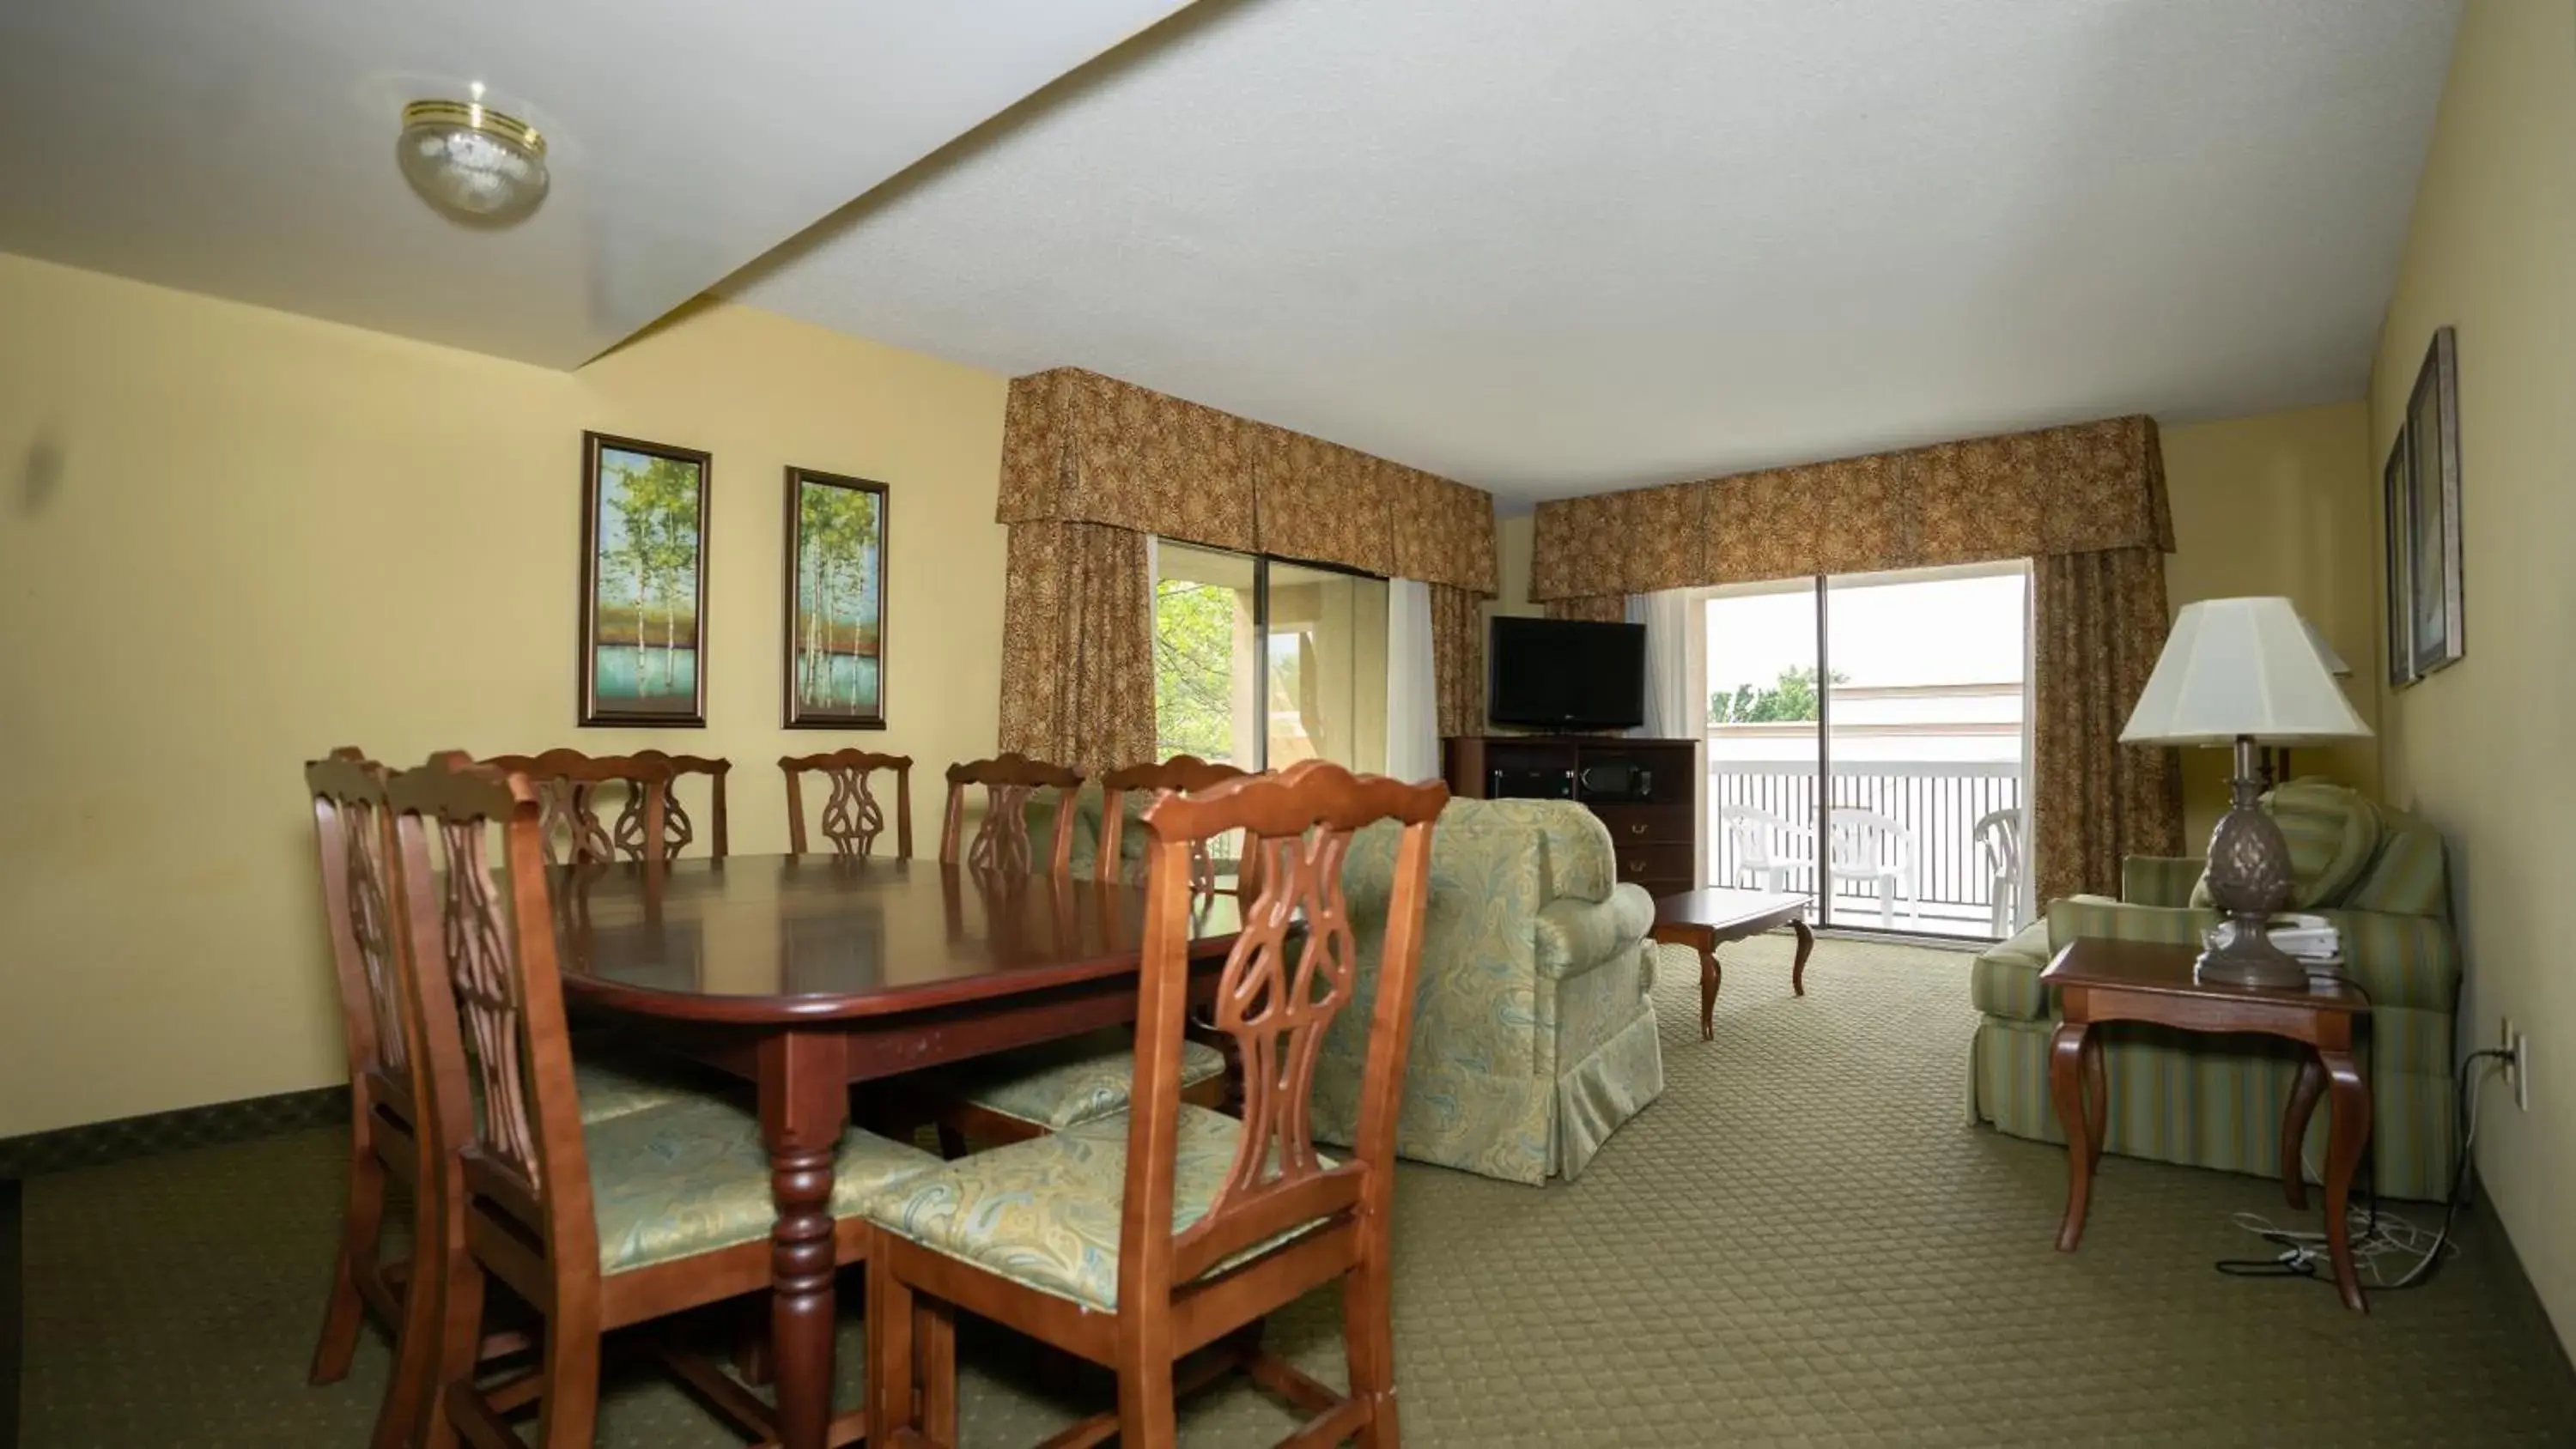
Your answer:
(1488, 615), (1647, 730)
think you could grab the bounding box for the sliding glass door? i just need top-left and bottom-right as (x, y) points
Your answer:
(1704, 561), (2030, 940)
(1151, 540), (1389, 773)
(1704, 580), (1826, 903)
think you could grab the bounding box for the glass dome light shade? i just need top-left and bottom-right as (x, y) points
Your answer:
(398, 100), (548, 221)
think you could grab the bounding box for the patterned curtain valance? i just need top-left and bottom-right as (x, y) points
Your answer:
(997, 367), (1261, 553)
(1528, 415), (2170, 601)
(1249, 423), (1396, 577)
(999, 367), (1499, 595)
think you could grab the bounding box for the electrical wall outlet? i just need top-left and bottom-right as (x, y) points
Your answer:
(2500, 1016), (2530, 1113)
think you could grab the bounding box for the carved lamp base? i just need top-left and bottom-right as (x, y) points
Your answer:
(2195, 736), (2308, 991)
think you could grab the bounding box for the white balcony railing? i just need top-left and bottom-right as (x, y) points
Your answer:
(1707, 758), (2024, 937)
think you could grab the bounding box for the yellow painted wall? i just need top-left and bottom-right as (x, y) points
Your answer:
(2366, 0), (2576, 1353)
(2158, 403), (2381, 845)
(0, 252), (1011, 1137)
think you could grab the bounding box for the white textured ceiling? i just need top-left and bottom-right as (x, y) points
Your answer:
(0, 0), (1194, 367)
(727, 0), (2458, 505)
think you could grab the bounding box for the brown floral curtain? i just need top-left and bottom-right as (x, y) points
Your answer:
(1391, 466), (1503, 595)
(1528, 415), (2168, 599)
(1253, 426), (1396, 575)
(2032, 547), (2183, 903)
(998, 369), (1258, 552)
(1544, 596), (1625, 623)
(1429, 585), (1485, 739)
(996, 521), (1156, 777)
(1003, 367), (1498, 596)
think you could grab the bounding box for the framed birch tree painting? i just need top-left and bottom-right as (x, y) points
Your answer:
(579, 432), (709, 726)
(783, 467), (888, 728)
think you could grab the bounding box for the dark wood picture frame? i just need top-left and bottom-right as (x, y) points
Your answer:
(2381, 427), (2415, 689)
(579, 431), (710, 727)
(783, 466), (890, 730)
(2403, 326), (2464, 680)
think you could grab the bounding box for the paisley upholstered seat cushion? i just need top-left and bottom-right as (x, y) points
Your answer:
(586, 1097), (941, 1276)
(866, 1103), (1330, 1310)
(469, 1051), (722, 1127)
(943, 1030), (1229, 1131)
(571, 1054), (714, 1123)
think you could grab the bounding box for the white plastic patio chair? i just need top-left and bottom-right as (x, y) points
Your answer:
(1973, 807), (2026, 937)
(1828, 807), (1919, 927)
(1718, 805), (1815, 893)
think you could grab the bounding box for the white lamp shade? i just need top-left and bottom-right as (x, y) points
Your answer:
(2121, 597), (2372, 747)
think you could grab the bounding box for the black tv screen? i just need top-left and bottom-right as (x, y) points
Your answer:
(1488, 616), (1647, 730)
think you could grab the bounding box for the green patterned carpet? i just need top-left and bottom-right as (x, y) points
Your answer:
(19, 936), (2576, 1446)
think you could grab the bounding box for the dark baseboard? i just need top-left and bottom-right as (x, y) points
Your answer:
(0, 1085), (349, 1181)
(3, 1176), (21, 1449)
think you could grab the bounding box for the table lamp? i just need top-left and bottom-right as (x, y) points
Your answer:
(2119, 597), (2372, 988)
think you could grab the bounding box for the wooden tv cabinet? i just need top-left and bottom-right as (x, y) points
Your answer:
(1441, 735), (1700, 898)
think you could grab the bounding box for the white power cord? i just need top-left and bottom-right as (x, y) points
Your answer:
(2224, 1049), (2504, 1290)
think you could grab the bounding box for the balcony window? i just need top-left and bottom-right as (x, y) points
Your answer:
(1705, 561), (2030, 941)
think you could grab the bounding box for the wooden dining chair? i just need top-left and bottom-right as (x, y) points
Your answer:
(939, 753), (1083, 876)
(479, 749), (675, 868)
(932, 756), (1243, 1147)
(306, 750), (703, 1449)
(781, 749), (914, 858)
(305, 749), (442, 1449)
(390, 753), (943, 1448)
(866, 760), (1448, 1449)
(1095, 755), (1252, 896)
(624, 749), (731, 860)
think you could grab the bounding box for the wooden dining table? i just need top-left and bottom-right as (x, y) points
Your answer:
(552, 853), (1243, 1449)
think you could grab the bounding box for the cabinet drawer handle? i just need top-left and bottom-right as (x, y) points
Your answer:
(1629, 822), (1647, 834)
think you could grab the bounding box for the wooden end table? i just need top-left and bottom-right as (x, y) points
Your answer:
(2041, 937), (2373, 1312)
(1648, 888), (1814, 1040)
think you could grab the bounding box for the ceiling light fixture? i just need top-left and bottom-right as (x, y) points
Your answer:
(397, 88), (548, 222)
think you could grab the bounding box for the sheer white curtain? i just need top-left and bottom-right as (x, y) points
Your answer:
(1385, 577), (1440, 781)
(1631, 589), (1695, 739)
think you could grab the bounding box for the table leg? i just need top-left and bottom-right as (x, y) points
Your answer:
(1790, 917), (1814, 997)
(759, 1032), (849, 1449)
(2319, 1047), (2372, 1313)
(1700, 943), (1720, 1040)
(2081, 1028), (2106, 1171)
(1653, 925), (1721, 1040)
(2281, 1054), (2327, 1211)
(2049, 1022), (2095, 1252)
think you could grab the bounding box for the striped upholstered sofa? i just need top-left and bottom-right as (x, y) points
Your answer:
(1969, 781), (2458, 1201)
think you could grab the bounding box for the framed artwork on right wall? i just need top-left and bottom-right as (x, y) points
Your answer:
(2400, 325), (2465, 683)
(2382, 426), (2414, 689)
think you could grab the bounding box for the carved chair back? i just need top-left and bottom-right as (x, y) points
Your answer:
(1123, 760), (1446, 1299)
(387, 754), (602, 1284)
(480, 749), (676, 870)
(307, 749), (414, 1122)
(781, 749), (914, 858)
(939, 753), (1083, 876)
(624, 749), (731, 860)
(1097, 755), (1252, 899)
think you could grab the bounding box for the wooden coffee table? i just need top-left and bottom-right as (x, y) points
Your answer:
(1648, 888), (1814, 1040)
(2041, 937), (2374, 1312)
